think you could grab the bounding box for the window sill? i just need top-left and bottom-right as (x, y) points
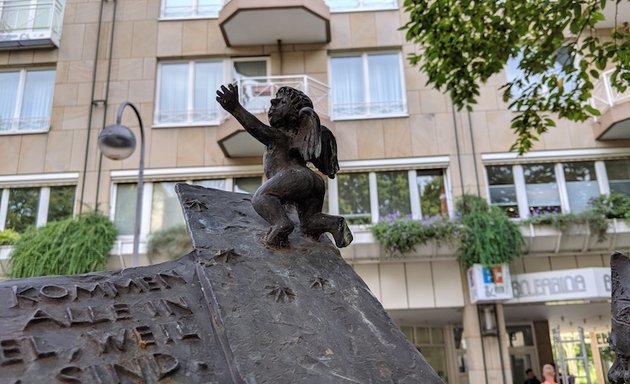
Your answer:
(158, 15), (219, 21)
(0, 128), (50, 136)
(331, 113), (409, 122)
(152, 121), (220, 129)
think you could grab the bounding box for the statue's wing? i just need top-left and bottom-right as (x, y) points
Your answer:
(296, 107), (339, 179)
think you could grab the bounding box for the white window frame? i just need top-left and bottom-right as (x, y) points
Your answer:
(327, 159), (453, 224)
(328, 51), (407, 121)
(326, 0), (398, 13)
(0, 176), (78, 231)
(0, 68), (55, 135)
(159, 0), (224, 20)
(110, 167), (264, 240)
(485, 161), (609, 219)
(154, 59), (229, 128)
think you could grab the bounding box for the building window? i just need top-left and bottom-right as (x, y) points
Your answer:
(563, 162), (599, 213)
(161, 0), (223, 18)
(112, 177), (261, 237)
(523, 164), (561, 215)
(400, 326), (449, 382)
(337, 172), (372, 224)
(330, 52), (405, 119)
(0, 185), (75, 233)
(326, 0), (398, 12)
(0, 69), (55, 133)
(605, 159), (630, 195)
(155, 61), (224, 126)
(487, 165), (520, 218)
(335, 168), (449, 224)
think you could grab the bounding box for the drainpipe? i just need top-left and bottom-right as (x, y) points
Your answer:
(94, 0), (118, 211)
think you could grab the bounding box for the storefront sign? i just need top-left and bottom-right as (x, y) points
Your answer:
(468, 264), (514, 303)
(507, 267), (611, 304)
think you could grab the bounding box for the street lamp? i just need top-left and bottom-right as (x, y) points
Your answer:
(98, 101), (145, 268)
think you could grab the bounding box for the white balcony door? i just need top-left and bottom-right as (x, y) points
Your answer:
(233, 58), (269, 112)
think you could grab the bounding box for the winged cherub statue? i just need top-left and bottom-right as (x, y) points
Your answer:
(216, 84), (353, 249)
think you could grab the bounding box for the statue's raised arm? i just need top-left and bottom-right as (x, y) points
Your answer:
(216, 84), (278, 146)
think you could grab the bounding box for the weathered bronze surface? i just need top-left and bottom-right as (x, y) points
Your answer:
(216, 84), (353, 249)
(0, 184), (443, 383)
(609, 251), (630, 384)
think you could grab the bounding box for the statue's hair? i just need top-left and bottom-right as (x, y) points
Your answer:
(276, 86), (313, 111)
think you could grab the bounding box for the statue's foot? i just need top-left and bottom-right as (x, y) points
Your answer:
(330, 217), (353, 248)
(264, 223), (294, 248)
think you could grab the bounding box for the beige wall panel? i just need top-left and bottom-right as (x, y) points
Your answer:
(332, 122), (358, 160)
(182, 20), (208, 56)
(131, 21), (158, 58)
(8, 51), (34, 65)
(203, 129), (224, 165)
(356, 121), (385, 159)
(128, 79), (155, 103)
(53, 83), (80, 107)
(329, 14), (351, 49)
(282, 51), (305, 75)
(75, 2), (101, 24)
(70, 130), (88, 171)
(176, 128), (205, 166)
(383, 118), (412, 158)
(148, 129), (177, 167)
(45, 131), (73, 172)
(509, 258), (525, 275)
(116, 58), (144, 80)
(419, 89), (448, 114)
(67, 60), (94, 84)
(33, 48), (59, 63)
(379, 263), (408, 309)
(406, 91), (420, 115)
(304, 50), (327, 74)
(468, 112), (491, 153)
(157, 21), (183, 57)
(405, 262), (435, 308)
(59, 24), (86, 61)
(375, 10), (402, 46)
(0, 136), (22, 175)
(119, 0), (148, 21)
(576, 254), (605, 268)
(432, 261), (464, 307)
(409, 114), (439, 156)
(522, 256), (551, 273)
(349, 12), (377, 47)
(17, 135), (47, 174)
(550, 256), (578, 270)
(435, 113), (456, 154)
(353, 263), (381, 302)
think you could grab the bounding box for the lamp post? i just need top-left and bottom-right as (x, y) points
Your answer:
(98, 101), (145, 268)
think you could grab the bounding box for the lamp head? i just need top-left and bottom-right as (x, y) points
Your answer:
(98, 124), (136, 160)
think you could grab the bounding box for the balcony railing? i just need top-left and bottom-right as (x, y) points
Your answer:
(0, 0), (64, 48)
(0, 116), (49, 133)
(235, 75), (330, 117)
(590, 68), (630, 116)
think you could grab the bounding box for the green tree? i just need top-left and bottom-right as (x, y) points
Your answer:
(402, 0), (630, 153)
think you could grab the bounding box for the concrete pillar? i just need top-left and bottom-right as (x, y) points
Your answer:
(461, 267), (513, 384)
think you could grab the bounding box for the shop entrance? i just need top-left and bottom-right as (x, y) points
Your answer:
(508, 324), (541, 384)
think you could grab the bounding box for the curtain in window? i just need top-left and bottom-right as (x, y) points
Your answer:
(20, 69), (55, 131)
(0, 72), (19, 131)
(197, 0), (223, 16)
(194, 61), (223, 122)
(114, 184), (137, 235)
(368, 53), (403, 114)
(159, 63), (188, 123)
(151, 182), (185, 233)
(331, 56), (364, 117)
(163, 0), (193, 17)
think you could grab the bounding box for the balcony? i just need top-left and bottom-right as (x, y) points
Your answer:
(218, 75), (331, 158)
(591, 68), (630, 140)
(0, 0), (64, 49)
(218, 0), (330, 47)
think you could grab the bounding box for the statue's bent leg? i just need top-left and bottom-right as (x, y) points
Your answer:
(297, 177), (353, 248)
(252, 177), (295, 248)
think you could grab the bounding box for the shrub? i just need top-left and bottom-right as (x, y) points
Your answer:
(457, 195), (524, 267)
(0, 229), (20, 246)
(9, 212), (117, 278)
(147, 225), (192, 262)
(371, 213), (457, 256)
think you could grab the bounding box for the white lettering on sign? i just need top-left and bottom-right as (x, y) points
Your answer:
(507, 267), (611, 304)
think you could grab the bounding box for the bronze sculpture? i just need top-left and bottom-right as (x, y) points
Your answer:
(216, 84), (353, 248)
(609, 252), (630, 384)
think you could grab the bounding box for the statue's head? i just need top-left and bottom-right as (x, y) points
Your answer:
(268, 86), (313, 127)
(609, 252), (630, 384)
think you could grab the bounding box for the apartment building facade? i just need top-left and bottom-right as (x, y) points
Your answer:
(1, 0), (629, 382)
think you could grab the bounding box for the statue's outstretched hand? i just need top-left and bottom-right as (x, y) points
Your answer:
(216, 84), (240, 113)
